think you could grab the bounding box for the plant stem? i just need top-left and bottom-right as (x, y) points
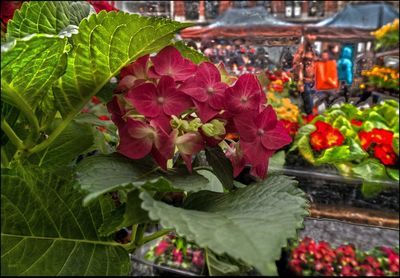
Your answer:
(134, 224), (147, 245)
(1, 147), (10, 168)
(28, 112), (75, 154)
(1, 118), (25, 150)
(1, 81), (40, 147)
(138, 228), (172, 245)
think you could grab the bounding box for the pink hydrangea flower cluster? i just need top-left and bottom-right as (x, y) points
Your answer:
(107, 46), (292, 179)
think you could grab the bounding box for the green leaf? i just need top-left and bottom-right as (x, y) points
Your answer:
(27, 119), (94, 171)
(297, 136), (316, 164)
(393, 133), (399, 155)
(205, 147), (234, 190)
(387, 168), (399, 181)
(53, 11), (191, 119)
(1, 35), (68, 111)
(196, 169), (224, 193)
(6, 1), (94, 39)
(315, 146), (350, 165)
(352, 159), (390, 197)
(268, 150), (286, 175)
(99, 189), (150, 236)
(140, 175), (309, 275)
(173, 40), (209, 64)
(76, 153), (213, 206)
(1, 166), (130, 276)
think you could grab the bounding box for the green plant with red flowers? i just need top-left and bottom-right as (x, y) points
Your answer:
(1, 1), (309, 276)
(145, 233), (205, 274)
(289, 101), (399, 196)
(288, 237), (399, 276)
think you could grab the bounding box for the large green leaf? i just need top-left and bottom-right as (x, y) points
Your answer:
(140, 175), (309, 275)
(205, 147), (234, 190)
(76, 153), (213, 206)
(1, 166), (130, 276)
(27, 119), (94, 171)
(6, 1), (94, 39)
(53, 11), (191, 118)
(1, 35), (68, 111)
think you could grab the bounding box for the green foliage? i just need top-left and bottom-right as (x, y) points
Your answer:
(140, 175), (309, 275)
(1, 2), (309, 275)
(1, 35), (68, 112)
(75, 153), (215, 206)
(6, 1), (94, 39)
(205, 147), (234, 190)
(53, 11), (191, 118)
(1, 166), (130, 276)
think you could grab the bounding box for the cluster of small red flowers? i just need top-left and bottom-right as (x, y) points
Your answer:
(358, 128), (398, 166)
(152, 234), (204, 269)
(309, 121), (345, 152)
(289, 237), (399, 276)
(108, 46), (292, 178)
(265, 69), (291, 93)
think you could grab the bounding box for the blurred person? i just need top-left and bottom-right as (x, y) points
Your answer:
(293, 34), (318, 115)
(337, 46), (354, 103)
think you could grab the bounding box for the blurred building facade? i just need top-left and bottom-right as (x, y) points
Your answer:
(113, 1), (399, 24)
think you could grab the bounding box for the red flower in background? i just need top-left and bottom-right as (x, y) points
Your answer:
(1, 1), (22, 25)
(358, 128), (397, 166)
(351, 119), (363, 127)
(87, 1), (118, 13)
(374, 144), (397, 166)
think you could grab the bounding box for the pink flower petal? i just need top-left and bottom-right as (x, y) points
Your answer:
(194, 101), (220, 123)
(255, 105), (278, 131)
(151, 46), (197, 81)
(208, 83), (228, 110)
(163, 89), (193, 116)
(179, 76), (208, 102)
(233, 113), (258, 142)
(262, 121), (292, 151)
(107, 95), (126, 128)
(240, 138), (270, 166)
(225, 142), (246, 177)
(226, 74), (263, 114)
(250, 157), (272, 179)
(120, 54), (149, 80)
(117, 118), (154, 159)
(196, 62), (221, 85)
(125, 83), (161, 118)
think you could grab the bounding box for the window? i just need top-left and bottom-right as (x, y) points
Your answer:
(122, 1), (170, 17)
(184, 1), (200, 20)
(205, 1), (219, 20)
(285, 1), (302, 18)
(308, 1), (324, 17)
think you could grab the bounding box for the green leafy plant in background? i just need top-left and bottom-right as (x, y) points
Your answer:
(1, 1), (309, 276)
(289, 101), (399, 197)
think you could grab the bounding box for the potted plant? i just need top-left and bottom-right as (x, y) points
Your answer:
(1, 1), (309, 276)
